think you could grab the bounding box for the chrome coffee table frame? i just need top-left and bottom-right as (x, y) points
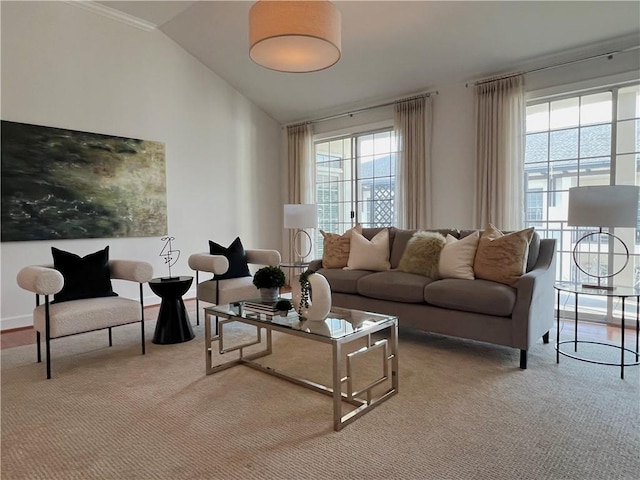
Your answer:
(203, 302), (398, 431)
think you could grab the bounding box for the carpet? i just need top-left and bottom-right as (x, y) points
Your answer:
(1, 314), (638, 480)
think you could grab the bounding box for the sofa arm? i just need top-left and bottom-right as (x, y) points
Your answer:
(511, 238), (557, 349)
(246, 249), (281, 267)
(188, 253), (230, 275)
(109, 260), (153, 283)
(17, 266), (64, 296)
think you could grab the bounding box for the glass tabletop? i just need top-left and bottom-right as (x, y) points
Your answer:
(554, 282), (640, 298)
(204, 299), (396, 340)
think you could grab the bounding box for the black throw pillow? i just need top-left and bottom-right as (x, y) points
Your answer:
(208, 237), (251, 280)
(51, 246), (118, 303)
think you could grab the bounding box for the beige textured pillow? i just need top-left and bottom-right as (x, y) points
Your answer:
(473, 224), (535, 286)
(344, 229), (391, 271)
(321, 224), (362, 268)
(439, 232), (479, 280)
(398, 231), (446, 278)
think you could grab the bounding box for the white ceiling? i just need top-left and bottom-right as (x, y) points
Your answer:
(97, 1), (640, 124)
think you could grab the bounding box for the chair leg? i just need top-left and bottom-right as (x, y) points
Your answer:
(542, 331), (550, 344)
(108, 327), (113, 347)
(140, 283), (146, 355)
(520, 350), (527, 369)
(45, 295), (52, 379)
(36, 331), (41, 363)
(195, 271), (200, 326)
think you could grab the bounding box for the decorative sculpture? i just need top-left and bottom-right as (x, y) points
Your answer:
(159, 236), (180, 280)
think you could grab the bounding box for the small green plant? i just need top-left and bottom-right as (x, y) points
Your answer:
(275, 299), (292, 311)
(252, 266), (286, 289)
(297, 267), (317, 316)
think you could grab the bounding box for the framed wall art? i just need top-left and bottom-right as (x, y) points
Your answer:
(1, 121), (168, 242)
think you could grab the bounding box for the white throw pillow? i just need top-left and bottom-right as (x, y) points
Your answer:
(438, 231), (479, 280)
(344, 229), (391, 271)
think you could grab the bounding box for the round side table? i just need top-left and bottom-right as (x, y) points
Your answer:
(149, 276), (195, 344)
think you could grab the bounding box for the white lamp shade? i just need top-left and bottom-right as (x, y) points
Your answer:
(567, 185), (639, 228)
(249, 0), (341, 73)
(284, 204), (318, 229)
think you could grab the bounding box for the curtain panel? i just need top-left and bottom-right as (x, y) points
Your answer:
(474, 75), (525, 230)
(286, 123), (314, 263)
(394, 95), (433, 229)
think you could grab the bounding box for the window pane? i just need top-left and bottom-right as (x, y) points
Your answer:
(550, 128), (578, 161)
(550, 98), (579, 129)
(580, 92), (612, 125)
(616, 119), (640, 154)
(526, 103), (549, 133)
(580, 124), (611, 157)
(525, 132), (548, 163)
(618, 84), (640, 120)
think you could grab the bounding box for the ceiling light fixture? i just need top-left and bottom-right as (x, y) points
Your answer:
(249, 0), (341, 73)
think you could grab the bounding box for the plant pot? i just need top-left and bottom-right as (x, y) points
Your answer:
(259, 287), (279, 303)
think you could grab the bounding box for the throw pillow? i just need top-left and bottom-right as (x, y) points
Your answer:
(439, 231), (480, 280)
(473, 224), (535, 286)
(398, 231), (446, 278)
(51, 246), (117, 303)
(344, 228), (391, 271)
(209, 237), (251, 280)
(320, 224), (362, 269)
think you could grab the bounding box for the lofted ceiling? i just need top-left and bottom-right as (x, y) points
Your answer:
(96, 1), (640, 124)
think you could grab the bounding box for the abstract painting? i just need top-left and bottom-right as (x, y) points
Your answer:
(1, 121), (167, 242)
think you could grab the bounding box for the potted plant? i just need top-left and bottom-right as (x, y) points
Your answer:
(252, 266), (286, 302)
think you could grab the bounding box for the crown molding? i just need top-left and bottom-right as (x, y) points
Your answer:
(65, 1), (157, 31)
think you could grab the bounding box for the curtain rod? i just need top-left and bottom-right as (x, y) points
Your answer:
(285, 90), (439, 128)
(467, 44), (640, 87)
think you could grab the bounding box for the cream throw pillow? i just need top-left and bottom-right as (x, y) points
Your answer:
(439, 231), (479, 280)
(320, 224), (362, 269)
(344, 229), (391, 271)
(473, 224), (535, 286)
(398, 231), (446, 278)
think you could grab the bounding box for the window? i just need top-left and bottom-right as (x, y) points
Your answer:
(524, 83), (640, 323)
(314, 129), (397, 257)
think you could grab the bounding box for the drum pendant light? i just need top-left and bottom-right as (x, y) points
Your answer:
(249, 0), (342, 73)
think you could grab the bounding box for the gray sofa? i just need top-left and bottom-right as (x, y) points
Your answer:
(309, 227), (557, 369)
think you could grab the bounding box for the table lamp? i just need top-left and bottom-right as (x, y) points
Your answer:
(284, 204), (318, 261)
(567, 185), (639, 290)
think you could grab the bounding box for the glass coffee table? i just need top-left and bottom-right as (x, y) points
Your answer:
(203, 300), (398, 431)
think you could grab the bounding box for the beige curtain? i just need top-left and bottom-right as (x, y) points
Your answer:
(394, 96), (433, 229)
(474, 75), (525, 230)
(286, 123), (314, 263)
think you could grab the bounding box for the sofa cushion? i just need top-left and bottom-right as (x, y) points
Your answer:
(209, 237), (251, 280)
(345, 229), (391, 271)
(460, 228), (540, 273)
(390, 228), (459, 268)
(439, 232), (479, 280)
(51, 246), (117, 304)
(473, 225), (535, 286)
(358, 271), (436, 303)
(424, 279), (516, 317)
(398, 231), (446, 278)
(317, 267), (372, 294)
(320, 224), (362, 268)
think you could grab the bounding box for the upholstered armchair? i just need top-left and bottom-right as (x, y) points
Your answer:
(17, 259), (153, 379)
(188, 248), (281, 325)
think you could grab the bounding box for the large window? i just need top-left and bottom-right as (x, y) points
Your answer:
(524, 83), (640, 323)
(315, 129), (398, 257)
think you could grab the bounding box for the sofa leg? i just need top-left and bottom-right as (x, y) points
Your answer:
(542, 331), (550, 344)
(520, 350), (527, 369)
(108, 327), (113, 347)
(45, 296), (52, 379)
(36, 331), (41, 363)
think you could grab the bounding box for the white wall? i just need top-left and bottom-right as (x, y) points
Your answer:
(0, 2), (282, 329)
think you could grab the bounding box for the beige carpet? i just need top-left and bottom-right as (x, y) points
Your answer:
(1, 313), (639, 480)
